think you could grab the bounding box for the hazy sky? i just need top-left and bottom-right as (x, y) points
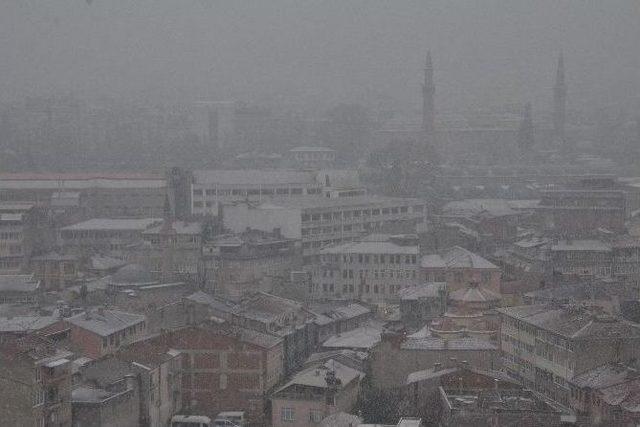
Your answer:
(1, 0), (639, 114)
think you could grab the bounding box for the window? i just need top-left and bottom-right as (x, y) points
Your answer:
(33, 388), (45, 406)
(220, 374), (227, 390)
(309, 409), (323, 423)
(282, 407), (295, 422)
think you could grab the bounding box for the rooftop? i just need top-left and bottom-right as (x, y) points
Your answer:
(322, 324), (383, 350)
(65, 309), (145, 337)
(0, 172), (165, 189)
(449, 284), (501, 304)
(443, 388), (558, 413)
(400, 336), (498, 351)
(62, 218), (162, 231)
(289, 146), (336, 153)
(232, 292), (305, 324)
(0, 316), (59, 333)
(571, 363), (640, 390)
(321, 241), (418, 255)
(72, 386), (126, 403)
(0, 274), (40, 293)
(143, 220), (202, 235)
(193, 169), (317, 186)
(551, 239), (612, 252)
(421, 246), (498, 270)
(497, 305), (640, 340)
(276, 359), (363, 394)
(442, 199), (528, 217)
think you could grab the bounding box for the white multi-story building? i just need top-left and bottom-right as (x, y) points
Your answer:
(222, 197), (427, 263)
(190, 169), (364, 216)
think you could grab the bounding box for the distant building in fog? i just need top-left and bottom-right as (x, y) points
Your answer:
(222, 196), (427, 263)
(286, 146), (336, 170)
(0, 172), (167, 218)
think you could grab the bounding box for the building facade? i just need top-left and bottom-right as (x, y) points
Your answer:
(499, 304), (640, 406)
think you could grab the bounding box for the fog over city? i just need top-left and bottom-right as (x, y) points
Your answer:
(1, 2), (640, 427)
(2, 1), (639, 110)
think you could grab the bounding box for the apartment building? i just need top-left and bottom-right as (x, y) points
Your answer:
(190, 169), (362, 216)
(0, 202), (52, 274)
(0, 335), (74, 427)
(309, 236), (420, 304)
(498, 304), (640, 406)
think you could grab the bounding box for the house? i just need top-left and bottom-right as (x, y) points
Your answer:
(271, 359), (363, 427)
(72, 375), (140, 427)
(65, 308), (147, 359)
(0, 335), (73, 427)
(420, 246), (501, 293)
(370, 330), (500, 389)
(30, 252), (79, 290)
(128, 323), (284, 426)
(74, 345), (182, 427)
(204, 229), (302, 298)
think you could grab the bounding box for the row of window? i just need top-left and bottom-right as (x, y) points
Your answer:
(338, 253), (418, 265)
(281, 407), (323, 423)
(101, 322), (145, 348)
(301, 205), (418, 223)
(0, 231), (21, 240)
(314, 282), (406, 295)
(341, 269), (417, 280)
(193, 187), (316, 197)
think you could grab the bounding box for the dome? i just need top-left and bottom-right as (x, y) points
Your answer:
(111, 263), (154, 284)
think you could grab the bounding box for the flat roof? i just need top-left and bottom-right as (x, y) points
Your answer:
(321, 241), (418, 255)
(0, 172), (165, 189)
(62, 218), (162, 231)
(193, 169), (317, 186)
(66, 309), (145, 337)
(0, 275), (40, 293)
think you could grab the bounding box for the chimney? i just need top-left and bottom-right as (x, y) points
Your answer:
(434, 362), (443, 372)
(448, 357), (457, 368)
(124, 374), (137, 392)
(97, 307), (105, 317)
(84, 310), (91, 320)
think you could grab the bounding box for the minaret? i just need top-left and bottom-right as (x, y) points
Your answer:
(553, 52), (567, 152)
(160, 194), (176, 283)
(518, 102), (534, 153)
(422, 51), (436, 137)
